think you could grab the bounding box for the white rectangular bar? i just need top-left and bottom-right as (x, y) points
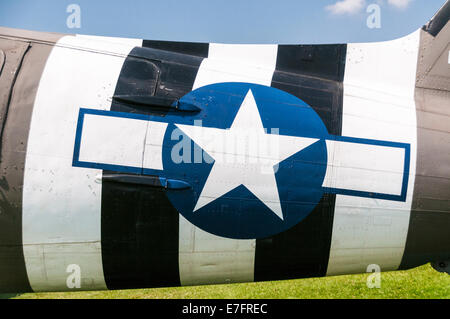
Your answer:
(322, 140), (406, 196)
(79, 114), (148, 169)
(143, 121), (168, 171)
(78, 114), (168, 171)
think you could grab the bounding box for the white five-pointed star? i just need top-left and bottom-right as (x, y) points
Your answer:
(176, 90), (319, 220)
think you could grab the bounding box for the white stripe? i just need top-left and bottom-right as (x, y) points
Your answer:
(78, 114), (167, 171)
(326, 30), (420, 276)
(322, 140), (406, 196)
(22, 36), (136, 291)
(193, 44), (278, 88)
(208, 43), (279, 67)
(75, 34), (143, 48)
(179, 43), (278, 286)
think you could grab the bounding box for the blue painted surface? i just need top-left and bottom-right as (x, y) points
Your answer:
(157, 83), (328, 239)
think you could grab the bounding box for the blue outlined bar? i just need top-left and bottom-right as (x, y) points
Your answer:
(322, 135), (410, 202)
(73, 108), (410, 203)
(73, 108), (156, 175)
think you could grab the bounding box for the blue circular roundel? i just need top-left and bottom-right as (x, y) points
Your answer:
(154, 82), (329, 239)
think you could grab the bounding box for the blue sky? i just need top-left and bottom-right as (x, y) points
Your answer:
(0, 0), (445, 44)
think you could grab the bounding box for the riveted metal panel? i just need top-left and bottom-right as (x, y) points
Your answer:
(400, 24), (450, 269)
(0, 35), (61, 292)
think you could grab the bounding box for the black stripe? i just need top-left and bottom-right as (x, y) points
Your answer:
(143, 40), (209, 58)
(101, 46), (205, 289)
(275, 44), (346, 83)
(255, 44), (347, 281)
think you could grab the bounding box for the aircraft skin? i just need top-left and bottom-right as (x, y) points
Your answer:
(0, 3), (448, 293)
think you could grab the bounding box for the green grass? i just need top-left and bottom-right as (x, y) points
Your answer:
(6, 264), (450, 299)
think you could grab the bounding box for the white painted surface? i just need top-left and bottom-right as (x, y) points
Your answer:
(326, 30), (420, 276)
(322, 140), (406, 196)
(22, 36), (135, 291)
(208, 44), (278, 67)
(78, 114), (168, 171)
(143, 121), (168, 171)
(79, 114), (148, 169)
(179, 218), (257, 285)
(179, 44), (278, 286)
(193, 44), (278, 89)
(76, 34), (143, 48)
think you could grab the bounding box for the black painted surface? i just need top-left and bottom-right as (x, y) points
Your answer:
(101, 177), (181, 289)
(255, 44), (347, 281)
(255, 195), (336, 280)
(400, 25), (450, 270)
(101, 46), (203, 289)
(275, 44), (347, 82)
(113, 47), (203, 116)
(271, 72), (343, 136)
(143, 40), (209, 58)
(399, 210), (450, 269)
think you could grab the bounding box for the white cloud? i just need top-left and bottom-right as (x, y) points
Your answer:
(326, 0), (366, 15)
(387, 0), (412, 9)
